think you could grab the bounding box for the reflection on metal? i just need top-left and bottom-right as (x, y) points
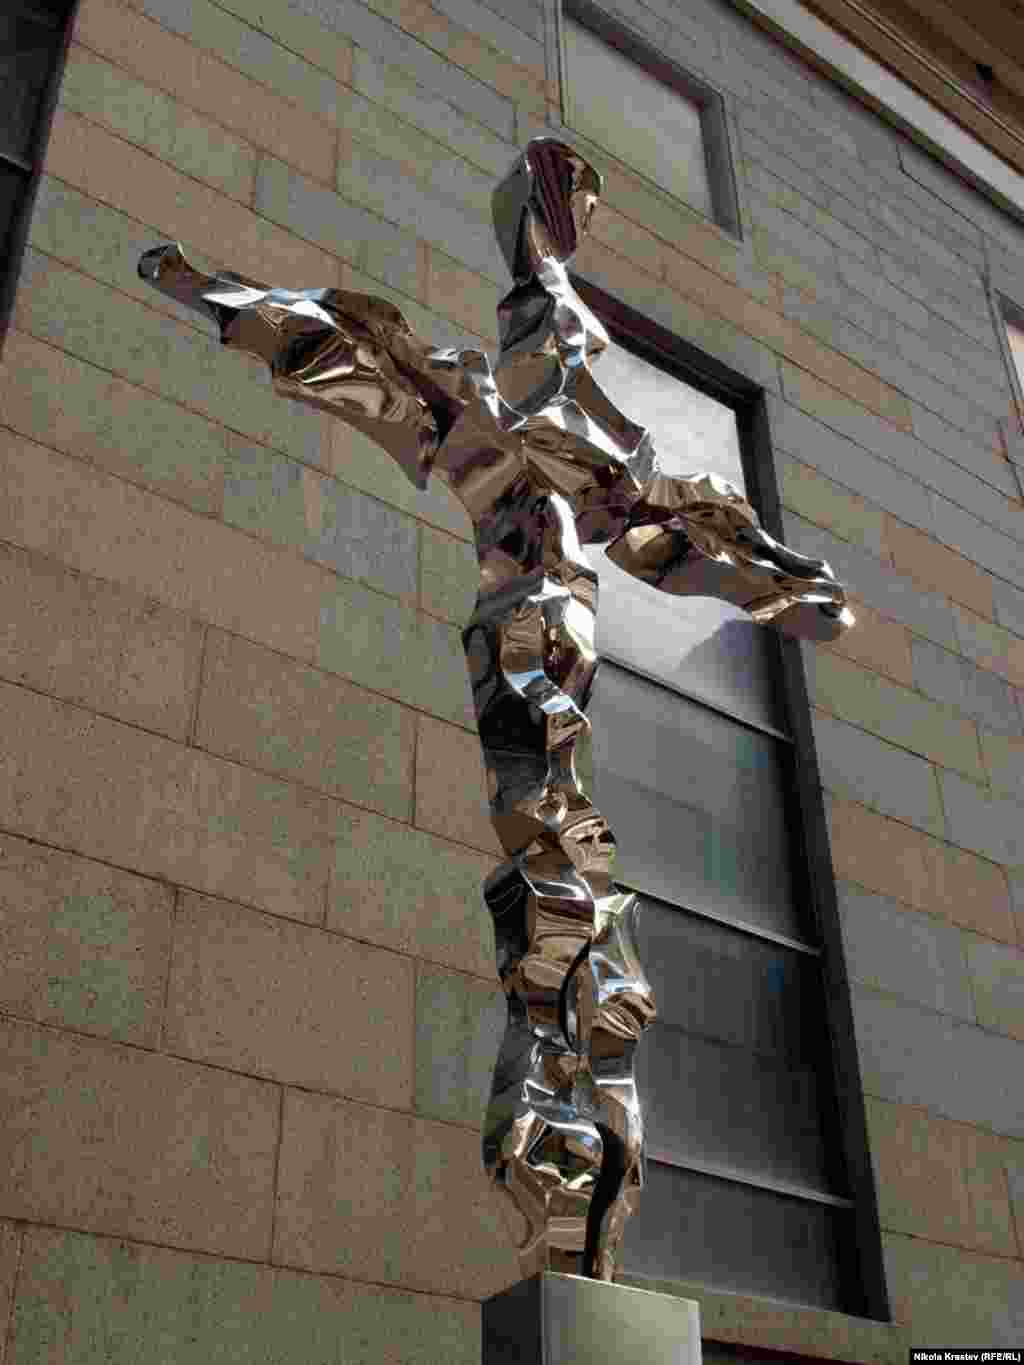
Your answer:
(139, 138), (853, 1282)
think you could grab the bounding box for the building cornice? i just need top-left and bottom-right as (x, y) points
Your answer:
(730, 0), (1024, 221)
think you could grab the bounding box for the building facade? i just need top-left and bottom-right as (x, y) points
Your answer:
(0, 0), (1021, 1358)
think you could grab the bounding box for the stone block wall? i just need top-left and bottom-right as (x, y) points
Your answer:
(0, 0), (1020, 1356)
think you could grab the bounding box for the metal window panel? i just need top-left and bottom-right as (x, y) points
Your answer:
(562, 14), (713, 219)
(590, 663), (805, 941)
(636, 899), (820, 1057)
(0, 7), (64, 165)
(582, 338), (788, 735)
(639, 1024), (833, 1196)
(623, 1161), (848, 1311)
(560, 0), (742, 235)
(0, 162), (29, 262)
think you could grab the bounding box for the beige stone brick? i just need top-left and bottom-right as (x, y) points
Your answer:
(924, 841), (1017, 944)
(1007, 1134), (1024, 1255)
(662, 243), (790, 347)
(0, 1018), (278, 1256)
(599, 161), (783, 306)
(415, 962), (503, 1127)
(60, 46), (257, 203)
(415, 714), (500, 855)
(963, 935), (1024, 1041)
(590, 204), (668, 281)
(865, 1097), (973, 1246)
(29, 176), (212, 329)
(164, 893), (414, 1106)
(781, 355), (913, 433)
(751, 225), (823, 294)
(328, 806), (494, 978)
(0, 832), (172, 1045)
(328, 419), (472, 541)
(338, 99), (454, 189)
(779, 456), (888, 556)
(195, 630), (415, 820)
(43, 108), (344, 288)
(883, 1233), (1024, 1344)
(74, 0), (337, 184)
(961, 1126), (1020, 1257)
(574, 235), (652, 304)
(16, 249), (325, 464)
(826, 797), (932, 912)
(825, 600), (914, 687)
(12, 1226), (479, 1365)
(808, 650), (984, 780)
(419, 523), (478, 625)
(274, 1089), (520, 1297)
(341, 116), (494, 226)
(953, 603), (1024, 687)
(425, 248), (499, 343)
(0, 680), (337, 922)
(317, 575), (474, 731)
(0, 430), (326, 664)
(661, 256), (911, 429)
(188, 752), (339, 920)
(885, 518), (995, 619)
(1012, 872), (1024, 950)
(867, 1077), (1017, 1260)
(0, 1220), (21, 1365)
(0, 329), (232, 517)
(0, 541), (204, 741)
(222, 437), (419, 602)
(980, 728), (1024, 803)
(387, 0), (546, 109)
(196, 0), (354, 88)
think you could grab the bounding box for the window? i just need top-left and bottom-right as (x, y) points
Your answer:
(1001, 299), (1024, 401)
(0, 0), (77, 344)
(575, 282), (888, 1317)
(560, 0), (740, 234)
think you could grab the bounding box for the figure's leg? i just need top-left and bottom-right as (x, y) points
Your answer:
(466, 487), (655, 1280)
(580, 891), (654, 1280)
(467, 555), (600, 1276)
(605, 470), (854, 641)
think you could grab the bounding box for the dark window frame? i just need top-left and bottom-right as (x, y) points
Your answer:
(995, 291), (1024, 420)
(560, 0), (742, 237)
(0, 0), (79, 351)
(573, 274), (892, 1322)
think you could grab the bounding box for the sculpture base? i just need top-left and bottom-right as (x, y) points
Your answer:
(482, 1272), (702, 1365)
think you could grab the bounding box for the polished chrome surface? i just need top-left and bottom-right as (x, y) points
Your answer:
(139, 136), (853, 1282)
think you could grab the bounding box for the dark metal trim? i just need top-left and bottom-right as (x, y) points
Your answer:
(645, 1151), (857, 1209)
(571, 274), (892, 1323)
(628, 884), (822, 957)
(989, 283), (1024, 444)
(562, 0), (743, 237)
(597, 646), (795, 742)
(0, 0), (81, 351)
(745, 399), (891, 1322)
(0, 149), (34, 174)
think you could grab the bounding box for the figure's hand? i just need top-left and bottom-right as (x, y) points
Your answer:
(604, 471), (854, 642)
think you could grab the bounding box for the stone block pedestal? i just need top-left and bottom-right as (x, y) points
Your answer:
(483, 1272), (702, 1365)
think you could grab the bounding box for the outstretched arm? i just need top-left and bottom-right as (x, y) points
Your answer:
(604, 469), (854, 642)
(138, 242), (470, 490)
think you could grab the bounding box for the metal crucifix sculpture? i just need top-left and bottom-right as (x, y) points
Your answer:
(139, 139), (853, 1283)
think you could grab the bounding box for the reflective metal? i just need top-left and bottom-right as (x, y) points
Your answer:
(139, 137), (854, 1282)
